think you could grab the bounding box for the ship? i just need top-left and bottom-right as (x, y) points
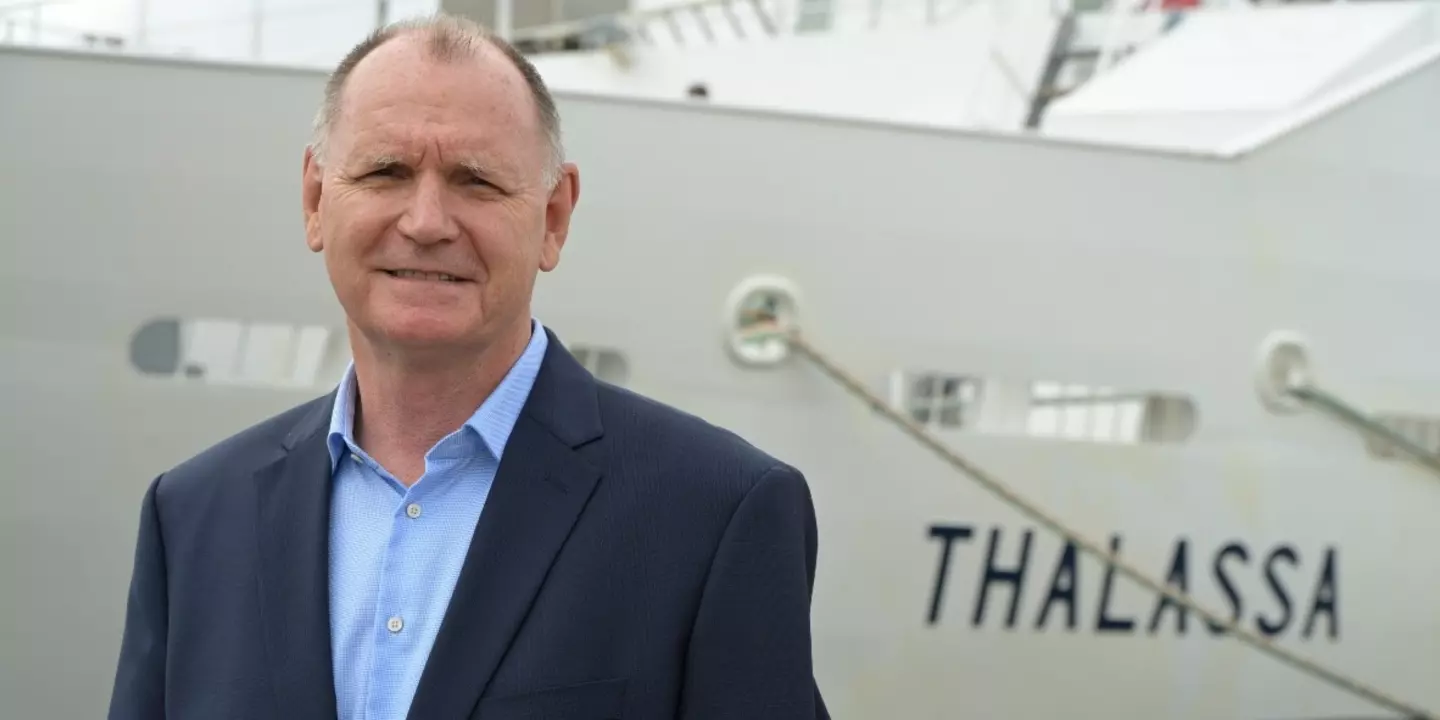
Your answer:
(2, 0), (1438, 717)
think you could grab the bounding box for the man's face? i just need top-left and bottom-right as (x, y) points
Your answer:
(302, 36), (578, 357)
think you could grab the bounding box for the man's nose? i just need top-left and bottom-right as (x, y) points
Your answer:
(396, 174), (460, 245)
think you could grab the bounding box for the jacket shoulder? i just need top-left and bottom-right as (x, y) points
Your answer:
(592, 382), (797, 493)
(155, 393), (333, 497)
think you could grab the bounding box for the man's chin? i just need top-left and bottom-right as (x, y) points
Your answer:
(360, 317), (479, 353)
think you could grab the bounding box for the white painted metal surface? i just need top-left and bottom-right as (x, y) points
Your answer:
(527, 0), (1061, 130)
(520, 0), (1440, 146)
(1045, 2), (1440, 149)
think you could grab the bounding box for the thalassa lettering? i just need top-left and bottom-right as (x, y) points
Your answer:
(925, 524), (1339, 640)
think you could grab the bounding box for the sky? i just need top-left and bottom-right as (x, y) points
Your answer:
(8, 0), (747, 63)
(5, 0), (438, 67)
(4, 0), (717, 66)
(8, 0), (134, 36)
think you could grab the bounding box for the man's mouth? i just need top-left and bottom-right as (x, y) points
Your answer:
(384, 269), (467, 282)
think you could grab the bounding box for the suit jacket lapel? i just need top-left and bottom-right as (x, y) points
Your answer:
(254, 395), (339, 720)
(407, 332), (605, 720)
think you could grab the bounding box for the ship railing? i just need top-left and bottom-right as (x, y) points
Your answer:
(507, 0), (1018, 56)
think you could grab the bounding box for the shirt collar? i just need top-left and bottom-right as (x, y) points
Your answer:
(325, 319), (550, 472)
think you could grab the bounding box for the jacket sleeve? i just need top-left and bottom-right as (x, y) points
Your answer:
(108, 475), (169, 720)
(679, 464), (830, 720)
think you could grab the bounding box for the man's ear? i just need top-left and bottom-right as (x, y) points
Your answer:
(539, 163), (581, 273)
(302, 146), (325, 253)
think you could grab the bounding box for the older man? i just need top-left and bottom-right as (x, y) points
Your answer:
(108, 14), (827, 720)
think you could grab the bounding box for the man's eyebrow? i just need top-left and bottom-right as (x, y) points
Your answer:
(345, 154), (507, 178)
(455, 158), (496, 176)
(359, 153), (402, 169)
(338, 154), (402, 175)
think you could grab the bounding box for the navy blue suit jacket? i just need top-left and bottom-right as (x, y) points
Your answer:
(109, 329), (828, 719)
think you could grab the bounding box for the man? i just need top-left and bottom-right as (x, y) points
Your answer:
(108, 14), (827, 720)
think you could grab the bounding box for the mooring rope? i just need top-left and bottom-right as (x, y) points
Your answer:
(749, 322), (1435, 719)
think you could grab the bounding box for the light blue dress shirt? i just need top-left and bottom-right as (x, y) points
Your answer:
(326, 321), (549, 720)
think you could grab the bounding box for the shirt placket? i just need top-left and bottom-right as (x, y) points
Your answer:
(364, 479), (429, 720)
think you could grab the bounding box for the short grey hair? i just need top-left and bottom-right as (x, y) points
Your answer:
(309, 13), (565, 187)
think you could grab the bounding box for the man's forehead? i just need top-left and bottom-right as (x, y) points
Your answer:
(330, 36), (541, 162)
(347, 117), (506, 151)
(343, 34), (529, 117)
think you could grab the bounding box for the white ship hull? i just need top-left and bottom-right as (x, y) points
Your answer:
(2, 38), (1438, 718)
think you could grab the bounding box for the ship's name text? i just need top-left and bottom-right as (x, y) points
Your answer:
(925, 524), (1339, 640)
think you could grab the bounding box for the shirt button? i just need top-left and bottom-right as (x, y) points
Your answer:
(405, 503), (422, 519)
(386, 616), (404, 634)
